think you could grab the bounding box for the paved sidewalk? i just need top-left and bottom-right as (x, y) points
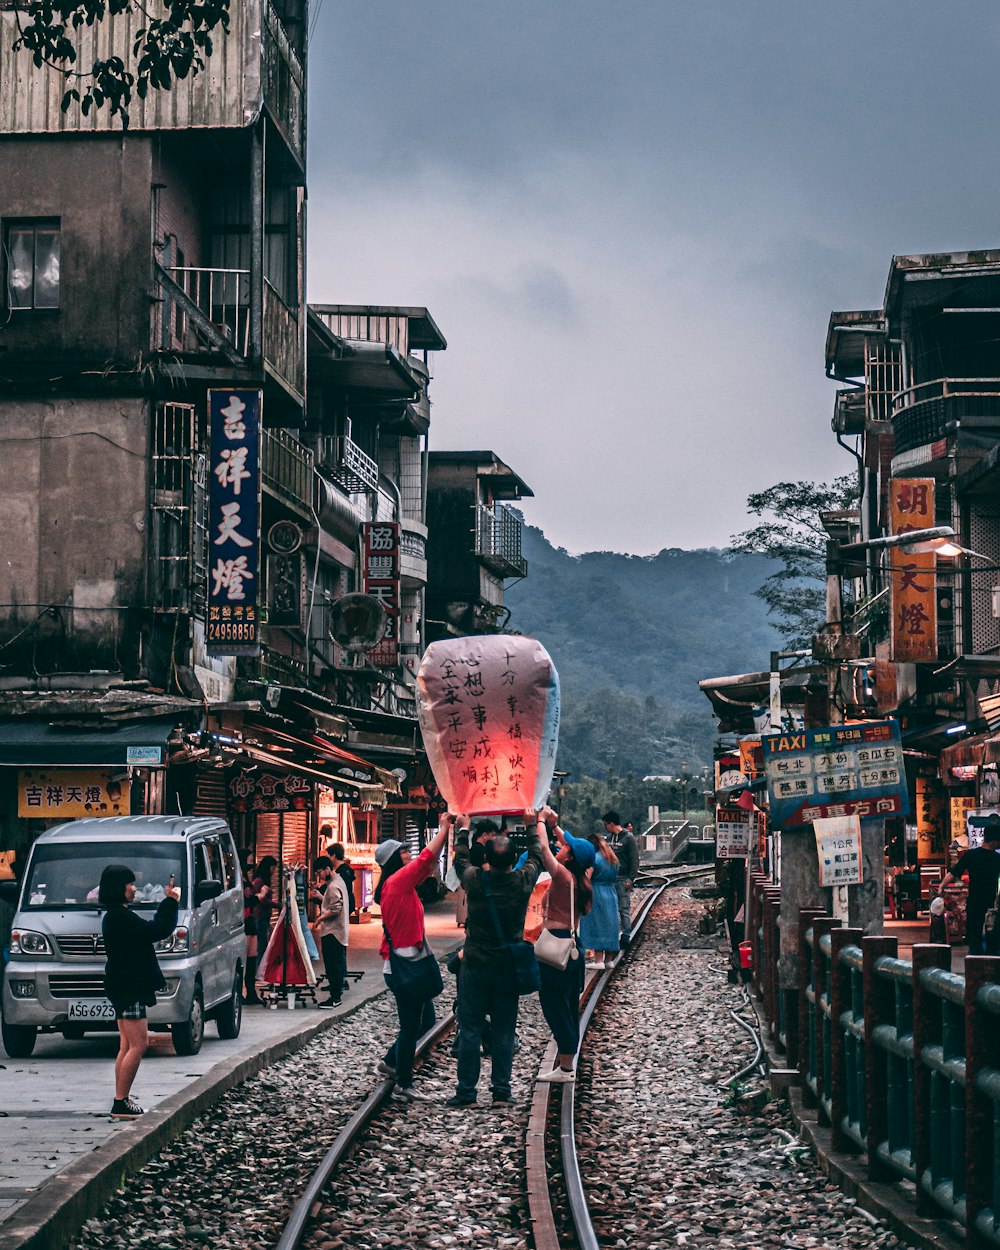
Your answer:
(0, 900), (463, 1232)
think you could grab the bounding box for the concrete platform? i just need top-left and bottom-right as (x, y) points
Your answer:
(0, 900), (464, 1248)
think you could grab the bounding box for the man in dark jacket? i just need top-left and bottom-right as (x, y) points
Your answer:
(449, 815), (543, 1106)
(940, 819), (1000, 954)
(603, 810), (640, 947)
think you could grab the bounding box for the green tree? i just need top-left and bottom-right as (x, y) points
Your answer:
(730, 473), (859, 647)
(13, 0), (230, 126)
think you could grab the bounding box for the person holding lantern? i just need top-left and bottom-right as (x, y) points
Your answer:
(448, 811), (544, 1107)
(375, 815), (453, 1102)
(535, 806), (594, 1081)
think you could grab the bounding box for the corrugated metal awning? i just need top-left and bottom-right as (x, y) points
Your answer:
(0, 718), (176, 767)
(940, 731), (1000, 771)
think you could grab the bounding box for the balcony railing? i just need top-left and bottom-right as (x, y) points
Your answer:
(319, 434), (379, 494)
(157, 264), (250, 360)
(263, 278), (304, 401)
(475, 503), (527, 578)
(892, 378), (1000, 455)
(262, 0), (304, 161)
(262, 427), (314, 518)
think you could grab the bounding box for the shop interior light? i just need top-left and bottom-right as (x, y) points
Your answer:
(945, 724), (969, 735)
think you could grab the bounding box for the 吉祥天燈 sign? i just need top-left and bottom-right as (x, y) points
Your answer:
(207, 389), (262, 656)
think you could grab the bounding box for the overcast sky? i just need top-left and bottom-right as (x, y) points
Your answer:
(305, 3), (1000, 555)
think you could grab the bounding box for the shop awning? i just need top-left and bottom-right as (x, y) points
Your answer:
(242, 721), (401, 795)
(0, 718), (176, 767)
(234, 745), (387, 808)
(940, 730), (1000, 771)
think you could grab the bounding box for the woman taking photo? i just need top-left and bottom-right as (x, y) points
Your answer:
(375, 814), (452, 1102)
(535, 807), (594, 1082)
(100, 863), (180, 1118)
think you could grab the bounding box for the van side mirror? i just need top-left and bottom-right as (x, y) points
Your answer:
(194, 879), (224, 904)
(0, 880), (19, 905)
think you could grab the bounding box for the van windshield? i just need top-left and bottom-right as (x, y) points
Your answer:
(21, 843), (186, 910)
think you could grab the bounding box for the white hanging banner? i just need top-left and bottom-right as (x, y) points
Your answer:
(813, 814), (863, 888)
(416, 635), (560, 815)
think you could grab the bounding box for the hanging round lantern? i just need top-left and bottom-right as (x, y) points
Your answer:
(416, 635), (560, 816)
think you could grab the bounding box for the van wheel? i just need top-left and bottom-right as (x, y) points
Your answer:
(171, 988), (205, 1056)
(2, 1020), (37, 1058)
(215, 971), (243, 1040)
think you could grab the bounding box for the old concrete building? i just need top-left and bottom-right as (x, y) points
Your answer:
(0, 6), (458, 878)
(425, 451), (531, 642)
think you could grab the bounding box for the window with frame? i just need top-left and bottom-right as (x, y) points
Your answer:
(6, 219), (60, 310)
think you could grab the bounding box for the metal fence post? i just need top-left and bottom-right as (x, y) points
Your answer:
(797, 908), (827, 1105)
(863, 934), (897, 1181)
(829, 926), (863, 1152)
(812, 917), (841, 1128)
(964, 955), (1000, 1250)
(912, 943), (951, 1218)
(749, 874), (767, 1001)
(763, 887), (782, 1039)
(791, 907), (826, 1074)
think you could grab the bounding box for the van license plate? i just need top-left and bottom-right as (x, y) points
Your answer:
(68, 999), (116, 1021)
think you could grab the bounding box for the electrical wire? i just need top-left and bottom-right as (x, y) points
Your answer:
(0, 432), (145, 457)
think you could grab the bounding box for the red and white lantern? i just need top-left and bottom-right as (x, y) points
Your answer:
(416, 635), (561, 816)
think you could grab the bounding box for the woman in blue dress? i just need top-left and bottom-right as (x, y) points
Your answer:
(580, 833), (620, 969)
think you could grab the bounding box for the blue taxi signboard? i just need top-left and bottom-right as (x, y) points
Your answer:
(762, 720), (908, 830)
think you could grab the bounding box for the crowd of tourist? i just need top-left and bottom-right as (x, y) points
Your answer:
(375, 805), (640, 1106)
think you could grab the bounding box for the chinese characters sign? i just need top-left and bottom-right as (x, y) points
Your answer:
(207, 389), (262, 655)
(814, 815), (863, 887)
(227, 770), (314, 814)
(762, 720), (908, 829)
(716, 807), (752, 859)
(950, 795), (977, 841)
(416, 635), (560, 815)
(18, 769), (130, 819)
(889, 477), (937, 663)
(363, 522), (400, 668)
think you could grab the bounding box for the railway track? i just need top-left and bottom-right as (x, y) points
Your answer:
(275, 867), (714, 1250)
(66, 866), (920, 1250)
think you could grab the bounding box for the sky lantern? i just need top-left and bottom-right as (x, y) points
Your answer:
(416, 636), (560, 816)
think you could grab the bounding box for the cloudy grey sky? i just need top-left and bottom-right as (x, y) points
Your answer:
(305, 3), (1000, 555)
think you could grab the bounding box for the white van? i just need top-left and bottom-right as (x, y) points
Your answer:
(0, 815), (246, 1058)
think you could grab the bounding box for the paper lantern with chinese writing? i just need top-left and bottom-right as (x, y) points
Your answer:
(416, 635), (560, 816)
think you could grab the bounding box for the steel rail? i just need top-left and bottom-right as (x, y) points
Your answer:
(274, 1010), (455, 1250)
(279, 872), (701, 1250)
(557, 882), (667, 1250)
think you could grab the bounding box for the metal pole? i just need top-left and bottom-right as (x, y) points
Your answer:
(249, 118), (265, 367)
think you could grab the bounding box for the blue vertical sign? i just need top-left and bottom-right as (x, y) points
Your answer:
(207, 389), (262, 656)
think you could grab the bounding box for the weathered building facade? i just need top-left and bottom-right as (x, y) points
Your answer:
(426, 451), (531, 642)
(0, 7), (530, 882)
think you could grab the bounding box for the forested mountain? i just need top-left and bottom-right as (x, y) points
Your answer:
(504, 521), (783, 779)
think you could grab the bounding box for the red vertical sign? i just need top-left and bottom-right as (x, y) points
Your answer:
(889, 477), (937, 663)
(363, 522), (400, 667)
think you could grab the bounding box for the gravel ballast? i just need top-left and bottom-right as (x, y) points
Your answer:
(65, 888), (925, 1250)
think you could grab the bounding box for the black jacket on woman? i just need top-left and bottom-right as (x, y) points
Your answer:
(102, 897), (179, 1009)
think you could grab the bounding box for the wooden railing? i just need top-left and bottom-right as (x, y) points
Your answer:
(263, 279), (304, 400)
(749, 871), (1000, 1249)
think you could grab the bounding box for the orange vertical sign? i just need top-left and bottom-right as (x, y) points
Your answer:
(889, 477), (937, 663)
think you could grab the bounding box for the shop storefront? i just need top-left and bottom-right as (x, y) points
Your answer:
(0, 717), (180, 885)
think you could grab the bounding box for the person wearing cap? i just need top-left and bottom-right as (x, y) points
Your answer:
(535, 806), (594, 1082)
(374, 815), (453, 1102)
(939, 816), (1000, 955)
